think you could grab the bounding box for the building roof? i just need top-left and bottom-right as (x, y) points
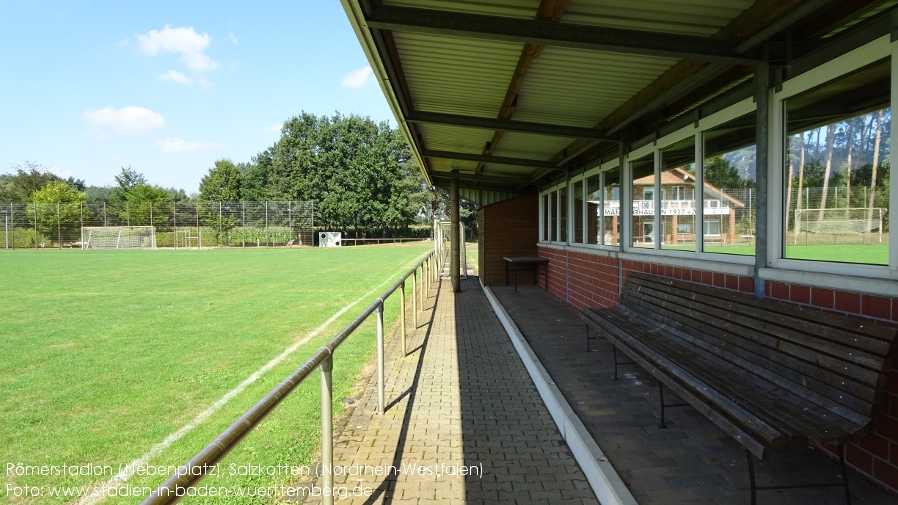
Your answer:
(341, 0), (896, 206)
(633, 167), (746, 207)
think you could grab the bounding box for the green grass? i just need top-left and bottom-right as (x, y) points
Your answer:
(0, 245), (430, 503)
(783, 243), (889, 264)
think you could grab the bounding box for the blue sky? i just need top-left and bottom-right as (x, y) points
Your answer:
(0, 1), (394, 194)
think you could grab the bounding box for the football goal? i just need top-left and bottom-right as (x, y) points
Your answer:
(82, 226), (157, 249)
(793, 208), (886, 243)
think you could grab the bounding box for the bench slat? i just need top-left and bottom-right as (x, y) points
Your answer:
(630, 272), (897, 345)
(581, 272), (898, 461)
(583, 307), (787, 453)
(621, 289), (882, 415)
(595, 307), (861, 444)
(627, 275), (893, 368)
(628, 274), (895, 360)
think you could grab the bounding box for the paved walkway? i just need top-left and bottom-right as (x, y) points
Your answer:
(306, 274), (898, 504)
(305, 275), (599, 504)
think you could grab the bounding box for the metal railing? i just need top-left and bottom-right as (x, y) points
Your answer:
(140, 247), (445, 505)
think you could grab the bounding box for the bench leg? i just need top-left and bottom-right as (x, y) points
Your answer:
(745, 445), (852, 505)
(585, 323), (602, 352)
(613, 345), (619, 380)
(746, 448), (757, 505)
(658, 383), (688, 429)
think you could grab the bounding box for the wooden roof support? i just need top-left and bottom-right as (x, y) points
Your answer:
(478, 0), (569, 174)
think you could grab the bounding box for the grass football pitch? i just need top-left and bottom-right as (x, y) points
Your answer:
(0, 244), (431, 503)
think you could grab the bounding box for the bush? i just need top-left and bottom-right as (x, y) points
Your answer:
(3, 228), (53, 249)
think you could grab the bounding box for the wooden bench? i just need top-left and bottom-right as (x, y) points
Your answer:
(581, 272), (897, 504)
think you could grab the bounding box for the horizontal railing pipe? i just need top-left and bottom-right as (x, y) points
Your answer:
(141, 250), (435, 505)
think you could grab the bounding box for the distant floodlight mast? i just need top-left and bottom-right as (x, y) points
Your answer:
(82, 226), (157, 249)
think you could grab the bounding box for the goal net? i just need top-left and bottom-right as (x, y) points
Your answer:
(793, 208), (886, 241)
(82, 226), (157, 249)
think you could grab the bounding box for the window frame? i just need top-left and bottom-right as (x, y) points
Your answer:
(768, 34), (896, 279)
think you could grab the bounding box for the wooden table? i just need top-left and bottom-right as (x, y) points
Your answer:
(503, 256), (549, 292)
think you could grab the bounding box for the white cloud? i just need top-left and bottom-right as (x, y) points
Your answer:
(155, 137), (220, 153)
(158, 70), (192, 84)
(228, 32), (238, 45)
(83, 106), (165, 136)
(342, 66), (374, 88)
(137, 25), (220, 73)
(47, 166), (75, 179)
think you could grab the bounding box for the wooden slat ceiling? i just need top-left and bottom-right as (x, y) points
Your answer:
(342, 0), (897, 205)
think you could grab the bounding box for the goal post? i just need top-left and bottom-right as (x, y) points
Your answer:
(81, 226), (157, 249)
(793, 208), (886, 243)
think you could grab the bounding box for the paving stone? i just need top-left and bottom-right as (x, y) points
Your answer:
(302, 277), (599, 504)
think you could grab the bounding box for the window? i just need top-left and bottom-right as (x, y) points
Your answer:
(784, 58), (890, 265)
(586, 174), (601, 245)
(704, 219), (721, 236)
(661, 136), (696, 251)
(557, 187), (568, 242)
(572, 180), (584, 243)
(548, 192), (556, 242)
(631, 154), (654, 248)
(603, 167), (621, 246)
(703, 112), (757, 255)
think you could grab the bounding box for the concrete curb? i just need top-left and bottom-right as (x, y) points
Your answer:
(483, 284), (638, 505)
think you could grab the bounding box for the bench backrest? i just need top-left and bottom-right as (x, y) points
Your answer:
(620, 272), (898, 427)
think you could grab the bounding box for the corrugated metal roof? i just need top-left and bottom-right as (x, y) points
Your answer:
(393, 32), (521, 117)
(343, 0), (889, 206)
(385, 0), (541, 19)
(512, 46), (677, 128)
(562, 0), (754, 36)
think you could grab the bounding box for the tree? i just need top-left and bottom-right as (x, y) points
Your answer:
(106, 167), (171, 226)
(111, 166), (147, 203)
(199, 159), (243, 201)
(259, 111), (432, 236)
(30, 180), (87, 243)
(240, 150), (274, 201)
(0, 161), (80, 202)
(704, 155), (743, 190)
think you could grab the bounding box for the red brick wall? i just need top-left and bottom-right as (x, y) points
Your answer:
(479, 194), (538, 286)
(538, 245), (898, 495)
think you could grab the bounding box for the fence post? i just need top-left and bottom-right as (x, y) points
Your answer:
(57, 202), (61, 249)
(377, 300), (385, 415)
(33, 203), (37, 249)
(320, 354), (334, 505)
(400, 280), (407, 356)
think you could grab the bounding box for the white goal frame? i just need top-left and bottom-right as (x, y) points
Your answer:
(793, 207), (886, 243)
(81, 226), (157, 250)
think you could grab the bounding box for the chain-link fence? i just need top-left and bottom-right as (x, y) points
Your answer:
(0, 201), (315, 249)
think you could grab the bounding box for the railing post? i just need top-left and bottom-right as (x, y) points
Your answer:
(376, 301), (385, 415)
(412, 268), (418, 329)
(320, 354), (334, 505)
(400, 280), (407, 355)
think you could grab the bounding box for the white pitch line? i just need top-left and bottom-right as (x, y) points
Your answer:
(77, 258), (424, 505)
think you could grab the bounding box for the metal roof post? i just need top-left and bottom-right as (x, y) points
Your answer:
(754, 60), (770, 299)
(450, 172), (460, 293)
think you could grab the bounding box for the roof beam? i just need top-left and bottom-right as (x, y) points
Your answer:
(365, 5), (761, 64)
(407, 111), (616, 140)
(421, 150), (559, 169)
(432, 171), (530, 185)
